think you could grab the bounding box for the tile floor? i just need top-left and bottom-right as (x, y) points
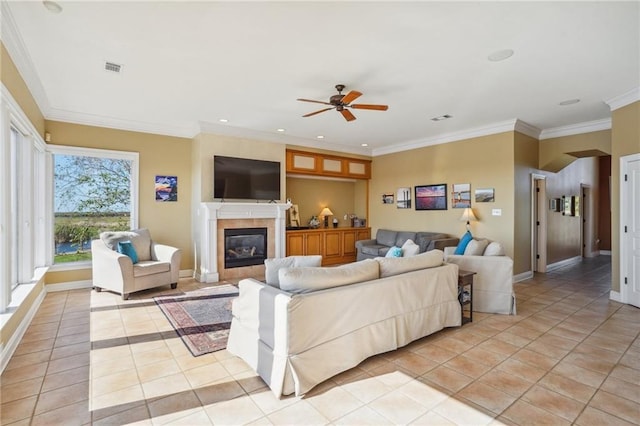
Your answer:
(1, 256), (639, 425)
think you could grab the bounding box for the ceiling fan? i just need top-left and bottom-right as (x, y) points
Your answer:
(297, 84), (389, 122)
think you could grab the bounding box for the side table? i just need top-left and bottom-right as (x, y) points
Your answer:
(458, 269), (476, 325)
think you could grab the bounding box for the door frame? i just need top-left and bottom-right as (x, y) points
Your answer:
(580, 184), (594, 257)
(531, 174), (547, 273)
(620, 153), (640, 305)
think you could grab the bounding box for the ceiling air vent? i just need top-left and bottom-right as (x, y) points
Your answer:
(104, 61), (122, 73)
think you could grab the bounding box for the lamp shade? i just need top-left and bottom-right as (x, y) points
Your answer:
(459, 208), (477, 223)
(319, 207), (334, 217)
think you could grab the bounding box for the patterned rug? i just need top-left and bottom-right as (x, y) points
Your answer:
(154, 285), (239, 357)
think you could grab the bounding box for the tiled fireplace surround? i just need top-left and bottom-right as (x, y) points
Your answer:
(197, 202), (290, 282)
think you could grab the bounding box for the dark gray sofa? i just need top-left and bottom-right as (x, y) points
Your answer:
(355, 229), (459, 261)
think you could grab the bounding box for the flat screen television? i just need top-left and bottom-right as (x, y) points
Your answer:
(213, 155), (281, 201)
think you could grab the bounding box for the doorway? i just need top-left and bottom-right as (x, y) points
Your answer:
(621, 153), (640, 308)
(580, 184), (594, 257)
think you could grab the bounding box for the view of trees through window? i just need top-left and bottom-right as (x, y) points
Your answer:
(54, 154), (132, 263)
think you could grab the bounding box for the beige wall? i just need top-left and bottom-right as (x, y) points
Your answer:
(513, 132), (539, 275)
(611, 101), (640, 292)
(370, 132), (516, 260)
(44, 121), (194, 280)
(286, 177), (356, 227)
(539, 130), (611, 172)
(1, 43), (45, 136)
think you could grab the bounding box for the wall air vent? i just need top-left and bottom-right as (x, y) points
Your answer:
(104, 61), (122, 73)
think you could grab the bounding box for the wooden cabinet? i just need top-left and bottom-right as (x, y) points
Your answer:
(286, 149), (371, 179)
(286, 227), (371, 265)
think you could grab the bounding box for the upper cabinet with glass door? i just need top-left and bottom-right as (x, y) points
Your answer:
(286, 149), (371, 179)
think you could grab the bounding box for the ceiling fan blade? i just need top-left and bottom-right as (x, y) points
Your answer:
(341, 109), (356, 122)
(350, 104), (389, 111)
(297, 98), (333, 106)
(303, 107), (334, 117)
(340, 90), (362, 105)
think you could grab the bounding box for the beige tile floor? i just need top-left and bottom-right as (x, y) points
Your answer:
(2, 256), (639, 425)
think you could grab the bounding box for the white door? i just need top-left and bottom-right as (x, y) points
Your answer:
(622, 154), (640, 307)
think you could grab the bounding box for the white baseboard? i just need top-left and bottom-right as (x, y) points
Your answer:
(179, 269), (194, 278)
(513, 271), (534, 283)
(45, 280), (93, 292)
(546, 256), (582, 272)
(0, 285), (46, 374)
(600, 250), (612, 256)
(609, 290), (623, 303)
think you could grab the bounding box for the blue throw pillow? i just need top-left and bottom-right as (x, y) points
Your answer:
(454, 231), (473, 255)
(385, 246), (403, 257)
(117, 241), (139, 264)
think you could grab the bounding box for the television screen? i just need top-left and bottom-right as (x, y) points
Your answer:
(214, 156), (281, 201)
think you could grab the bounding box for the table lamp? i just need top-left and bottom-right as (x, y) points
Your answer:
(459, 207), (477, 231)
(319, 207), (334, 228)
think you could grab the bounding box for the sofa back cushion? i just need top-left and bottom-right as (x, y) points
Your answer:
(264, 255), (322, 287)
(483, 241), (505, 256)
(376, 249), (444, 278)
(395, 231), (418, 247)
(101, 228), (152, 261)
(464, 239), (489, 256)
(376, 229), (398, 247)
(415, 232), (447, 253)
(279, 259), (379, 294)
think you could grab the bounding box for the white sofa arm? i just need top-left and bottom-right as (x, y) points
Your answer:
(445, 253), (515, 314)
(152, 243), (182, 283)
(91, 239), (134, 293)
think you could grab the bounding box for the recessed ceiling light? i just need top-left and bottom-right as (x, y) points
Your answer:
(218, 119), (228, 123)
(431, 114), (452, 122)
(42, 1), (63, 13)
(361, 143), (368, 147)
(316, 135), (324, 139)
(559, 98), (580, 106)
(276, 128), (285, 132)
(488, 49), (514, 62)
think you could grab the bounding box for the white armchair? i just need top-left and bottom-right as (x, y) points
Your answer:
(91, 228), (181, 300)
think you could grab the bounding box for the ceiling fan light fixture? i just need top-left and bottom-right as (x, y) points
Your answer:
(42, 1), (63, 14)
(559, 98), (580, 106)
(361, 143), (368, 147)
(218, 118), (228, 123)
(316, 135), (324, 139)
(431, 114), (452, 122)
(488, 49), (514, 62)
(276, 128), (285, 132)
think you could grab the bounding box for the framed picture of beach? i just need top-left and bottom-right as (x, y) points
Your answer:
(415, 184), (447, 210)
(397, 187), (411, 209)
(451, 183), (471, 208)
(475, 188), (495, 203)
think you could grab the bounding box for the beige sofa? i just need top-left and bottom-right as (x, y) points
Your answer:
(91, 228), (181, 300)
(444, 243), (515, 315)
(227, 250), (461, 397)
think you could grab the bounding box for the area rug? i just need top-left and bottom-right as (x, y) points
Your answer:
(154, 285), (239, 357)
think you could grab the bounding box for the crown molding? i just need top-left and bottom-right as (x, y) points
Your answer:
(372, 119), (521, 156)
(605, 87), (640, 111)
(0, 2), (51, 117)
(539, 118), (611, 140)
(46, 108), (198, 139)
(514, 119), (542, 139)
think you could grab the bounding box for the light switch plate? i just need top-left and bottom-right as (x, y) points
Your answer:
(492, 209), (502, 216)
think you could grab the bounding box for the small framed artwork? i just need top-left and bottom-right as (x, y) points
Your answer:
(289, 204), (300, 227)
(572, 196), (580, 217)
(549, 198), (558, 211)
(475, 188), (495, 203)
(397, 187), (411, 209)
(382, 193), (394, 204)
(155, 175), (177, 202)
(562, 196), (572, 216)
(451, 183), (471, 208)
(415, 184), (447, 210)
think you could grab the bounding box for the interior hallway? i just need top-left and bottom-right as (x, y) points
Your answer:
(1, 256), (639, 425)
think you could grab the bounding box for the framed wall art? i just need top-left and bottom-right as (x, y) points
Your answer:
(415, 184), (447, 211)
(155, 175), (177, 202)
(475, 188), (495, 203)
(451, 183), (471, 208)
(382, 193), (394, 204)
(397, 187), (411, 209)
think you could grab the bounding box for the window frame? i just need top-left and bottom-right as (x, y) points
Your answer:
(47, 145), (139, 271)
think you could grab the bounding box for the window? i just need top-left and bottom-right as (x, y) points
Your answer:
(50, 146), (139, 265)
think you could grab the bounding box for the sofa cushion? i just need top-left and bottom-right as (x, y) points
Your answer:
(401, 239), (420, 257)
(361, 244), (387, 256)
(395, 232), (417, 247)
(117, 241), (139, 264)
(133, 260), (170, 277)
(484, 241), (505, 256)
(376, 229), (398, 247)
(101, 228), (152, 261)
(264, 255), (322, 287)
(385, 246), (403, 257)
(376, 249), (444, 278)
(416, 233), (447, 252)
(454, 231), (473, 255)
(278, 259), (380, 294)
(464, 239), (489, 256)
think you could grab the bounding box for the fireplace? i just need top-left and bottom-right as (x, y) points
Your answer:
(224, 227), (267, 269)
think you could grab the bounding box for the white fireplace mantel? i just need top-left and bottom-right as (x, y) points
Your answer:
(197, 202), (291, 282)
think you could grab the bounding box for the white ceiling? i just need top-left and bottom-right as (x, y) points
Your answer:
(3, 1), (639, 156)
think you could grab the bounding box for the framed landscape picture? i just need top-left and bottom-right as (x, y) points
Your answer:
(397, 187), (411, 209)
(415, 184), (447, 210)
(475, 188), (495, 203)
(451, 183), (471, 208)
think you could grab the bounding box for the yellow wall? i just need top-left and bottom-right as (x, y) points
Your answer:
(286, 177), (356, 227)
(1, 43), (45, 136)
(369, 132), (516, 260)
(513, 132), (539, 274)
(539, 130), (611, 172)
(611, 101), (640, 292)
(44, 121), (194, 280)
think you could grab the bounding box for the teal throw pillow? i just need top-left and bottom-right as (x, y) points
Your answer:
(385, 246), (403, 257)
(454, 231), (473, 255)
(117, 241), (139, 264)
